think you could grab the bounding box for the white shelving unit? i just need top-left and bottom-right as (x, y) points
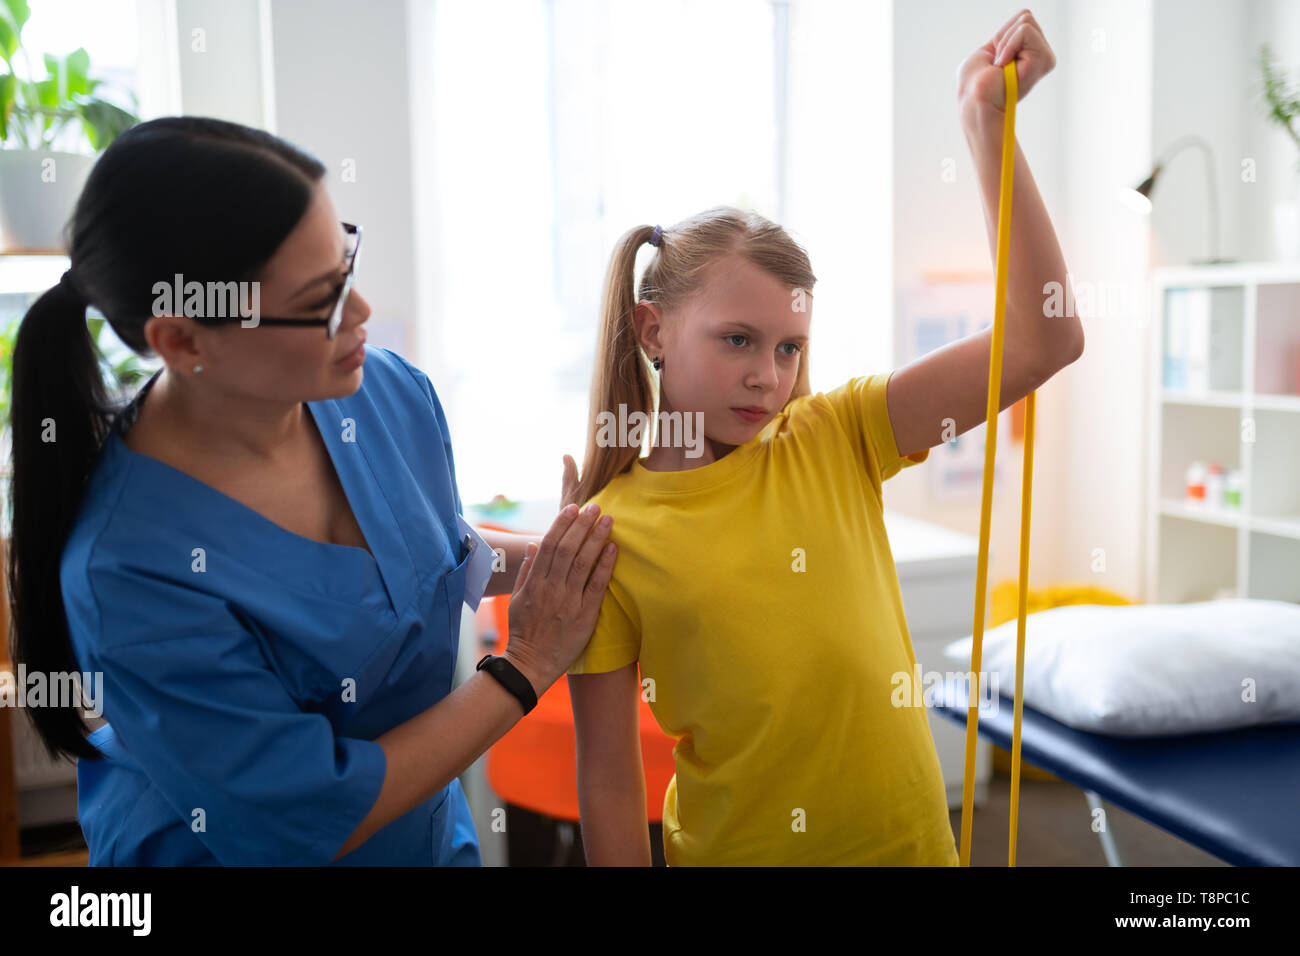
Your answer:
(1146, 262), (1300, 605)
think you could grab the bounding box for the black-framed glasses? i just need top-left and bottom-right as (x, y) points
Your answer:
(194, 222), (362, 340)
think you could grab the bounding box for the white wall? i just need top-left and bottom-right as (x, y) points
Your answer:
(1242, 0), (1300, 260)
(1150, 0), (1244, 265)
(888, 0), (1077, 604)
(405, 0), (443, 390)
(784, 0), (894, 391)
(1055, 0), (1154, 602)
(173, 0), (270, 127)
(169, 0), (428, 368)
(267, 0), (422, 366)
(1150, 0), (1300, 266)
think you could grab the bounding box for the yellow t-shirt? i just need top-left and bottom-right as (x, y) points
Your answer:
(568, 370), (960, 866)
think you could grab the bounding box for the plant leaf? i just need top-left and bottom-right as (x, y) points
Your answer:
(33, 75), (56, 109)
(0, 71), (13, 141)
(1258, 43), (1300, 155)
(42, 50), (91, 104)
(80, 98), (135, 152)
(64, 47), (90, 93)
(0, 0), (31, 64)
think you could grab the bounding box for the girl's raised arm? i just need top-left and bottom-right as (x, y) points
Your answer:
(888, 10), (1083, 460)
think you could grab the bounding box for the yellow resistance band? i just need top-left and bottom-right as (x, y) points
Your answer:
(958, 60), (1033, 868)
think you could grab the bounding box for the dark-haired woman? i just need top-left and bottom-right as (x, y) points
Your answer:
(8, 116), (616, 865)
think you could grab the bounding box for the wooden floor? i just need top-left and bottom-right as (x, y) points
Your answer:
(954, 773), (1227, 866)
(1, 848), (89, 867)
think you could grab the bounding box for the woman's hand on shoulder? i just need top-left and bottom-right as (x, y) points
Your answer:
(502, 496), (617, 696)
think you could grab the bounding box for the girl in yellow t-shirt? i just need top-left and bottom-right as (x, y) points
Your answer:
(565, 13), (1081, 866)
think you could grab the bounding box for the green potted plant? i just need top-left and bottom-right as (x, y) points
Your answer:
(1259, 43), (1300, 261)
(0, 0), (139, 253)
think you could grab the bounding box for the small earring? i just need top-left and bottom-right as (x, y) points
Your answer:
(652, 356), (662, 371)
(192, 364), (203, 374)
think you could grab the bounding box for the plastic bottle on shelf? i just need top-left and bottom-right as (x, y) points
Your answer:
(1224, 468), (1243, 510)
(1184, 461), (1206, 506)
(1204, 463), (1225, 510)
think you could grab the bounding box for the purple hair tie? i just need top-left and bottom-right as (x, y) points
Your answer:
(649, 225), (663, 248)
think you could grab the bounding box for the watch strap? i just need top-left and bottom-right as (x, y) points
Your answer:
(476, 654), (538, 715)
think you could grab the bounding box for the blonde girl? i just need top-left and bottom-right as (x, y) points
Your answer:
(565, 11), (1080, 866)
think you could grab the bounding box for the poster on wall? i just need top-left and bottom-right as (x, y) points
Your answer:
(897, 273), (1019, 502)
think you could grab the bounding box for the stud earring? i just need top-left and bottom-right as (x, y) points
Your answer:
(652, 356), (662, 371)
(192, 364), (203, 374)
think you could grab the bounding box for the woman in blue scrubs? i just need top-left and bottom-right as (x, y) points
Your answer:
(7, 117), (616, 865)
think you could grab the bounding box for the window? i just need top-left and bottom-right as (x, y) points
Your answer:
(18, 0), (142, 144)
(426, 0), (891, 506)
(0, 0), (147, 315)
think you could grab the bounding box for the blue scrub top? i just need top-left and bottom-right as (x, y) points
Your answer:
(61, 345), (484, 865)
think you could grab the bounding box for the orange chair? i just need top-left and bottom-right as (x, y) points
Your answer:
(474, 522), (677, 832)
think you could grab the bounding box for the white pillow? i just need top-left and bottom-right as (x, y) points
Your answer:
(940, 599), (1300, 737)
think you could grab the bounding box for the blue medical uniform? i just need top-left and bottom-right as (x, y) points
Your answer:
(61, 345), (485, 865)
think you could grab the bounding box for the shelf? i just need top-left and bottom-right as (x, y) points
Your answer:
(1250, 514), (1300, 541)
(1161, 389), (1246, 407)
(1158, 500), (1300, 541)
(1162, 390), (1300, 411)
(1158, 404), (1240, 503)
(1153, 261), (1300, 286)
(1159, 498), (1246, 529)
(1160, 286), (1243, 392)
(1248, 535), (1300, 600)
(1250, 409), (1300, 520)
(1247, 532), (1300, 602)
(1251, 394), (1300, 412)
(1148, 262), (1300, 605)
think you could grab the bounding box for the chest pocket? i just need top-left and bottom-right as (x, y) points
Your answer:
(439, 539), (472, 659)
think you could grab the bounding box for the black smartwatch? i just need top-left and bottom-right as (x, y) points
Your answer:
(476, 654), (538, 715)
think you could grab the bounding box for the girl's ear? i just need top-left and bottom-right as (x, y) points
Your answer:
(632, 300), (665, 355)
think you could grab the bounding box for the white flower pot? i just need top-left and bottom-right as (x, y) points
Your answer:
(0, 150), (95, 254)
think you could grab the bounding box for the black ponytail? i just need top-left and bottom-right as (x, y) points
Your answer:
(7, 117), (327, 762)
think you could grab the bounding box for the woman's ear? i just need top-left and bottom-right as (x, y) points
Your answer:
(632, 300), (665, 355)
(143, 314), (203, 371)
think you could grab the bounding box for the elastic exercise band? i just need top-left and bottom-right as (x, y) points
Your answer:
(958, 59), (1033, 868)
